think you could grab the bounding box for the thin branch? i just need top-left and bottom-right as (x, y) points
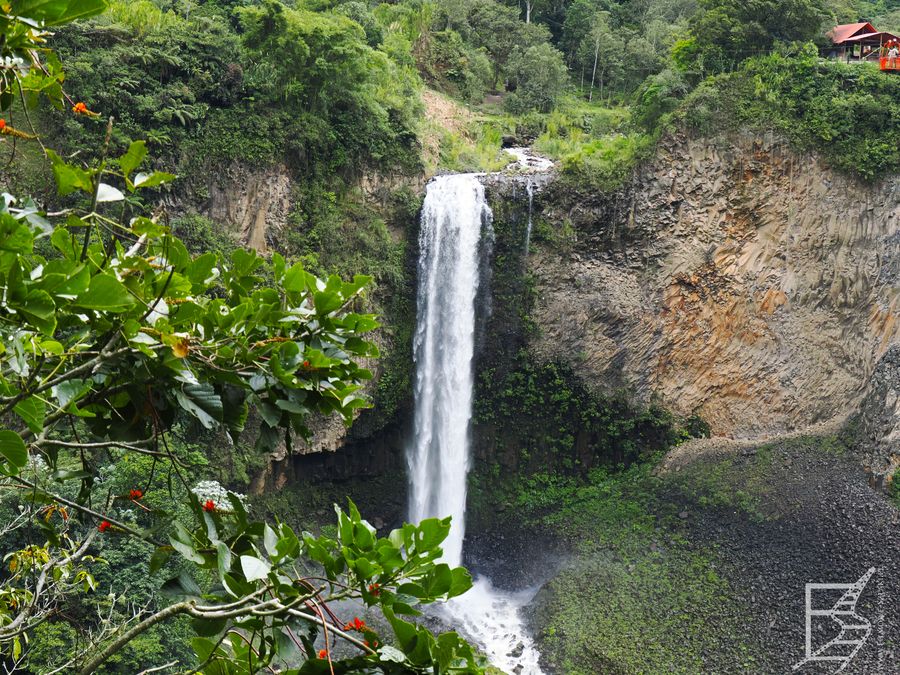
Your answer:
(0, 529), (97, 640)
(76, 600), (195, 675)
(10, 474), (161, 546)
(0, 336), (126, 414)
(276, 604), (376, 655)
(37, 438), (155, 450)
(136, 660), (178, 675)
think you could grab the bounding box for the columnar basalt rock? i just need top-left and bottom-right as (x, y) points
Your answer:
(532, 131), (900, 438)
(851, 344), (900, 483)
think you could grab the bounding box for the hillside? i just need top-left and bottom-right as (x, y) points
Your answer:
(2, 1), (900, 674)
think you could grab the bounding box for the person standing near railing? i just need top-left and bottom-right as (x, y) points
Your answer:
(889, 43), (899, 69)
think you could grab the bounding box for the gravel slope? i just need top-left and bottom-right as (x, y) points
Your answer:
(657, 435), (900, 674)
(520, 433), (900, 674)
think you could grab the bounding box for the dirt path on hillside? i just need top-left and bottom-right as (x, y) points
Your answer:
(659, 413), (852, 472)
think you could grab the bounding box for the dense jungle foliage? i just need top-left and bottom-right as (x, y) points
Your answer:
(2, 0), (900, 673)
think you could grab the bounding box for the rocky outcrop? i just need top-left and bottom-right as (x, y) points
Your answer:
(204, 162), (292, 252)
(851, 344), (900, 483)
(532, 131), (900, 438)
(247, 328), (395, 493)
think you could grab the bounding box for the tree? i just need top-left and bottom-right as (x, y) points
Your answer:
(237, 0), (371, 111)
(686, 0), (830, 73)
(466, 0), (531, 89)
(581, 12), (625, 101)
(505, 42), (569, 112)
(0, 1), (484, 672)
(633, 67), (690, 127)
(337, 1), (385, 47)
(560, 0), (604, 67)
(514, 0), (548, 23)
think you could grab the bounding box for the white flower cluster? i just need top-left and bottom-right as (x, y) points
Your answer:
(1, 56), (28, 75)
(192, 480), (247, 512)
(26, 453), (48, 476)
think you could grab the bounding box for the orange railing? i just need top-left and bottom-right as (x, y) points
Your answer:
(880, 57), (900, 71)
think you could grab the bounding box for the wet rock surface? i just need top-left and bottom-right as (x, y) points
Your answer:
(203, 161), (292, 252)
(851, 344), (900, 480)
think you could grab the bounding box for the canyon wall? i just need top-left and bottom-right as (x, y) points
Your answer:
(531, 131), (900, 438)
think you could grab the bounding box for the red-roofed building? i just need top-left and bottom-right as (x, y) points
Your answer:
(827, 22), (878, 44)
(826, 22), (900, 69)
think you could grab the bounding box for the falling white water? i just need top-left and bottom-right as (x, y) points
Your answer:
(407, 173), (489, 566)
(407, 172), (546, 674)
(524, 179), (534, 255)
(445, 578), (545, 674)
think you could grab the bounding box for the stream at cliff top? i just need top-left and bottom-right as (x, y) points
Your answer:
(407, 156), (548, 674)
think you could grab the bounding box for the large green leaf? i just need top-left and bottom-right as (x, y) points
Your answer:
(283, 263), (309, 293)
(13, 397), (46, 435)
(0, 213), (34, 254)
(12, 289), (57, 335)
(45, 150), (93, 195)
(52, 378), (90, 408)
(239, 555), (270, 582)
(148, 546), (173, 575)
(133, 171), (176, 189)
(73, 274), (136, 311)
(118, 140), (147, 179)
(11, 0), (108, 26)
(0, 430), (27, 470)
(169, 535), (204, 565)
(174, 383), (223, 429)
(95, 183), (125, 203)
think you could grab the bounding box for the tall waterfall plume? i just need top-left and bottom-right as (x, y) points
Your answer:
(407, 173), (491, 567)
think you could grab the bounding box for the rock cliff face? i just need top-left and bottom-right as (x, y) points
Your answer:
(851, 344), (900, 482)
(531, 131), (900, 438)
(205, 162), (293, 252)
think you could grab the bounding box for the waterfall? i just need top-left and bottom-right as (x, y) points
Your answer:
(524, 179), (534, 255)
(407, 169), (546, 675)
(407, 173), (491, 567)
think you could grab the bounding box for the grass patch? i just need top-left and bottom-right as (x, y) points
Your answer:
(890, 469), (900, 510)
(506, 463), (759, 674)
(530, 98), (654, 192)
(426, 116), (512, 174)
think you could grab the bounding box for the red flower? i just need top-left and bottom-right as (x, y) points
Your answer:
(0, 119), (5, 131)
(363, 640), (370, 648)
(367, 583), (380, 596)
(129, 489), (143, 500)
(343, 616), (367, 632)
(72, 102), (89, 115)
(202, 499), (216, 512)
(317, 649), (327, 659)
(98, 520), (111, 533)
(303, 360), (310, 368)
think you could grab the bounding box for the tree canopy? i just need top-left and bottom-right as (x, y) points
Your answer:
(0, 2), (485, 672)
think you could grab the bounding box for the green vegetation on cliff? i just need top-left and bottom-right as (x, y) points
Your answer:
(481, 434), (861, 673)
(677, 48), (900, 179)
(518, 464), (753, 674)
